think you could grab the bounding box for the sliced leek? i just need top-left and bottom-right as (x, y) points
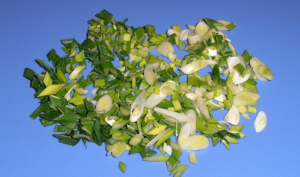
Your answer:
(25, 11), (273, 177)
(254, 111), (267, 132)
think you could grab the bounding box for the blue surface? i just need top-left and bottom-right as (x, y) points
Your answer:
(1, 0), (299, 176)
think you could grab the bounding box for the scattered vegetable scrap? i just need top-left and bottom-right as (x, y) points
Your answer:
(24, 9), (273, 176)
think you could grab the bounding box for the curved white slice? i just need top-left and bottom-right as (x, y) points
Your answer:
(185, 93), (198, 101)
(237, 54), (246, 67)
(189, 151), (198, 165)
(185, 110), (197, 135)
(156, 41), (174, 57)
(145, 128), (172, 147)
(180, 135), (210, 151)
(254, 65), (274, 81)
(188, 33), (201, 44)
(205, 48), (217, 57)
(250, 57), (264, 68)
(196, 96), (210, 120)
(195, 21), (209, 36)
(179, 59), (207, 74)
(206, 59), (218, 65)
(227, 56), (240, 73)
(144, 63), (159, 85)
(233, 92), (260, 106)
(96, 94), (113, 113)
(180, 29), (189, 41)
(224, 105), (240, 125)
(232, 71), (251, 85)
(154, 107), (192, 123)
(129, 134), (144, 146)
(68, 65), (85, 80)
(254, 111), (267, 132)
(216, 20), (231, 31)
(214, 94), (224, 102)
(194, 87), (206, 97)
(105, 116), (116, 126)
(64, 85), (78, 101)
(91, 87), (99, 95)
(167, 29), (180, 36)
(178, 122), (191, 148)
(145, 84), (167, 109)
(130, 89), (146, 122)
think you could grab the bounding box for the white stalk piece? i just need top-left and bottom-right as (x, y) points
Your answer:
(254, 111), (267, 132)
(144, 63), (159, 85)
(216, 20), (233, 31)
(187, 33), (201, 44)
(206, 59), (218, 65)
(196, 96), (210, 120)
(105, 116), (116, 126)
(64, 85), (78, 101)
(178, 123), (209, 150)
(185, 93), (198, 101)
(145, 128), (172, 147)
(75, 88), (89, 95)
(185, 110), (197, 135)
(227, 56), (251, 85)
(250, 57), (274, 81)
(68, 65), (86, 80)
(96, 94), (113, 113)
(194, 87), (206, 97)
(91, 87), (99, 95)
(195, 21), (210, 36)
(129, 134), (144, 146)
(179, 59), (207, 74)
(167, 29), (189, 41)
(178, 122), (191, 148)
(130, 89), (146, 122)
(224, 105), (240, 126)
(145, 84), (168, 109)
(204, 48), (217, 57)
(156, 41), (174, 57)
(154, 107), (193, 123)
(163, 143), (173, 156)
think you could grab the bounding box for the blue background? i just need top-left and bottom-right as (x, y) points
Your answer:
(0, 0), (299, 176)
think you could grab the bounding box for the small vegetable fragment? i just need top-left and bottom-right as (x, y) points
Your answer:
(156, 41), (174, 57)
(179, 59), (207, 74)
(189, 151), (198, 165)
(68, 65), (85, 80)
(224, 105), (240, 125)
(254, 111), (267, 132)
(118, 161), (127, 173)
(143, 155), (169, 162)
(250, 57), (274, 81)
(106, 141), (126, 157)
(96, 94), (113, 113)
(130, 89), (146, 122)
(233, 92), (260, 106)
(129, 134), (144, 146)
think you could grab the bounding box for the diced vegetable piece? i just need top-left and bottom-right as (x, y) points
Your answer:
(118, 161), (127, 173)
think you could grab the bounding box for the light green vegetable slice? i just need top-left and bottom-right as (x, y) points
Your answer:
(118, 161), (127, 173)
(233, 92), (260, 106)
(143, 155), (169, 162)
(189, 151), (198, 165)
(37, 84), (65, 97)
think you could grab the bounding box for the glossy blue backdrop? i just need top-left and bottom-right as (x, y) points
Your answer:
(0, 0), (299, 176)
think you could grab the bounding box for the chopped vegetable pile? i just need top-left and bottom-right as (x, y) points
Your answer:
(24, 10), (273, 176)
